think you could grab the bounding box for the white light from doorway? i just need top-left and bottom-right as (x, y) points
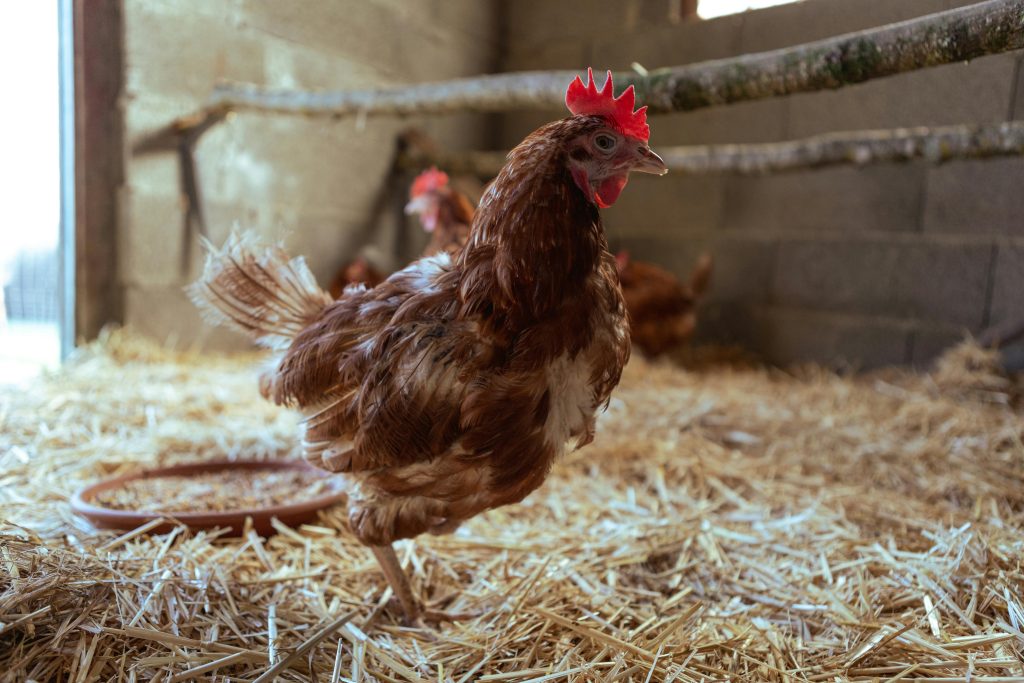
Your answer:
(0, 1), (61, 385)
(699, 0), (798, 19)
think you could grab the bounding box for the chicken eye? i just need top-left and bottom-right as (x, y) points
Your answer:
(594, 134), (617, 151)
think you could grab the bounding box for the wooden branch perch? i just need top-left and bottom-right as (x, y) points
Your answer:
(204, 0), (1024, 120)
(398, 121), (1024, 178)
(659, 121), (1024, 174)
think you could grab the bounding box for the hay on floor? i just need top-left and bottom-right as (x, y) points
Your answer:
(1, 330), (1023, 682)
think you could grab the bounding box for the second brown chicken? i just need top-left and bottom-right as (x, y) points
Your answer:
(404, 167), (713, 357)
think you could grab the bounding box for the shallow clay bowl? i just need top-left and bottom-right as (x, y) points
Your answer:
(71, 459), (347, 538)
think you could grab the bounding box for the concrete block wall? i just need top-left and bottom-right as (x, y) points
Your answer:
(119, 0), (498, 349)
(117, 0), (1022, 368)
(500, 0), (1024, 368)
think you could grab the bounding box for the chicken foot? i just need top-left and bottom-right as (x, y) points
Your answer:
(370, 544), (476, 625)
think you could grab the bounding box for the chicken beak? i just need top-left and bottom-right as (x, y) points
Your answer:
(404, 194), (431, 215)
(632, 146), (669, 176)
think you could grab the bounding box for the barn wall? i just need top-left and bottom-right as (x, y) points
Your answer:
(500, 0), (1024, 368)
(119, 0), (499, 349)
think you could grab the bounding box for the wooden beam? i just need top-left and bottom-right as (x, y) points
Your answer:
(73, 0), (124, 341)
(656, 121), (1024, 175)
(398, 121), (1024, 178)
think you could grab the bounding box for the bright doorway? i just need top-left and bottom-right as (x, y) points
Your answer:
(0, 2), (67, 385)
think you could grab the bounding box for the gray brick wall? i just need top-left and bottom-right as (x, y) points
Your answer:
(117, 0), (1024, 368)
(502, 0), (1024, 369)
(119, 0), (498, 350)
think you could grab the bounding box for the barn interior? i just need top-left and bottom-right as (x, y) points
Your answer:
(2, 1), (1024, 681)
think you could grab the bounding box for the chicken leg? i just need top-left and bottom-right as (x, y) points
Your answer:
(370, 544), (476, 625)
(371, 545), (422, 622)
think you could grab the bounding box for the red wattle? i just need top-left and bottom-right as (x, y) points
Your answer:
(595, 175), (628, 208)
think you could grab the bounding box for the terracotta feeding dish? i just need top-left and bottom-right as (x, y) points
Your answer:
(71, 459), (347, 537)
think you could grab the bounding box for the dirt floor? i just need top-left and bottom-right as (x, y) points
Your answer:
(1, 330), (1023, 681)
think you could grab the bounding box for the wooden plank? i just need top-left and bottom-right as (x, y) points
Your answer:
(73, 0), (124, 341)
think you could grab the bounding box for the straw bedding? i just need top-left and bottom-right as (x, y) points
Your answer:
(1, 330), (1023, 682)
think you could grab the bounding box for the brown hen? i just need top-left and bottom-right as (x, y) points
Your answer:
(325, 168), (473, 299)
(189, 69), (667, 623)
(326, 253), (387, 299)
(616, 251), (713, 356)
(405, 167), (474, 258)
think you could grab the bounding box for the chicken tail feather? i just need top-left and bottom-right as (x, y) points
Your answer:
(187, 232), (333, 349)
(688, 252), (714, 299)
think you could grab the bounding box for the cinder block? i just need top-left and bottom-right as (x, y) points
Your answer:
(240, 2), (404, 74)
(1004, 341), (1024, 373)
(705, 238), (778, 305)
(908, 327), (968, 368)
(656, 98), (788, 146)
(502, 40), (589, 73)
(503, 0), (644, 54)
(787, 53), (1018, 137)
(611, 234), (709, 275)
(734, 0), (813, 54)
(751, 307), (911, 370)
(125, 284), (251, 352)
(422, 112), (491, 153)
(498, 110), (566, 149)
(260, 39), (383, 91)
(755, 0), (951, 53)
(922, 158), (1024, 236)
(195, 115), (403, 214)
(774, 239), (994, 328)
(803, 0), (955, 38)
(378, 0), (499, 45)
(692, 301), (760, 350)
(119, 189), (188, 288)
(773, 240), (902, 314)
(125, 147), (179, 202)
(722, 165), (925, 233)
(124, 3), (265, 101)
(126, 0), (244, 25)
(590, 12), (745, 69)
(121, 188), (289, 289)
(243, 0), (496, 83)
(604, 174), (724, 239)
(890, 242), (994, 328)
(737, 0), (971, 56)
(200, 201), (263, 242)
(990, 245), (1024, 326)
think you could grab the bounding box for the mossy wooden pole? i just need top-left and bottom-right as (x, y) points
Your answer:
(205, 0), (1024, 118)
(658, 121), (1024, 174)
(398, 121), (1024, 177)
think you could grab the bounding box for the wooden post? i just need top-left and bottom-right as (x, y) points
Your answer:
(72, 0), (124, 342)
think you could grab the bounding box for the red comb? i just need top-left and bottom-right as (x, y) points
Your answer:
(410, 167), (449, 198)
(565, 68), (649, 141)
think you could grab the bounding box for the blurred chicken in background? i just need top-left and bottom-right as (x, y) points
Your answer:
(616, 250), (713, 357)
(404, 167), (473, 258)
(327, 168), (475, 298)
(327, 245), (388, 299)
